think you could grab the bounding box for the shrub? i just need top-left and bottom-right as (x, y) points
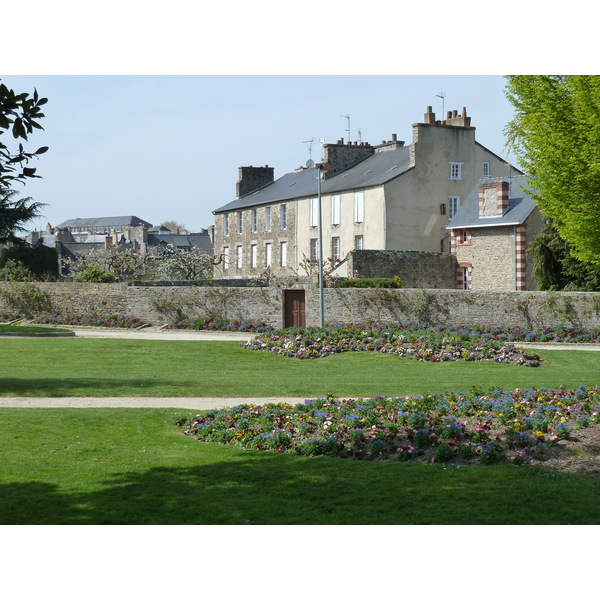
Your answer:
(73, 265), (117, 283)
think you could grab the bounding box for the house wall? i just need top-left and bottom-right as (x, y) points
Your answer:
(454, 226), (516, 290)
(2, 282), (599, 330)
(384, 122), (519, 254)
(212, 201), (297, 279)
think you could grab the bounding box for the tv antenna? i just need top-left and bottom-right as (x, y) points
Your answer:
(340, 114), (350, 143)
(357, 128), (362, 143)
(303, 138), (315, 162)
(436, 92), (446, 116)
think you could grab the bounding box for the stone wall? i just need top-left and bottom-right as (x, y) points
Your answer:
(345, 250), (457, 288)
(1, 281), (599, 329)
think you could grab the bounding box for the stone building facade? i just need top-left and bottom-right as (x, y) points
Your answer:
(212, 107), (522, 281)
(448, 176), (543, 290)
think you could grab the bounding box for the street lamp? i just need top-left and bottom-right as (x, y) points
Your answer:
(315, 160), (331, 328)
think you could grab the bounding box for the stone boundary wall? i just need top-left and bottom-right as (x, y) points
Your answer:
(346, 250), (458, 289)
(1, 281), (599, 329)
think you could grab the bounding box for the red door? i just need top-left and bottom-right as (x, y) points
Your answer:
(284, 290), (306, 328)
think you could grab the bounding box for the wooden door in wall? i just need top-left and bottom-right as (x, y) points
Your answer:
(284, 290), (306, 328)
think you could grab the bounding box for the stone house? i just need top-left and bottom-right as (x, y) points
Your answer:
(211, 106), (523, 279)
(447, 176), (543, 290)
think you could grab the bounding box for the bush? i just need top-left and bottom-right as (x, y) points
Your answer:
(74, 265), (117, 283)
(329, 276), (402, 289)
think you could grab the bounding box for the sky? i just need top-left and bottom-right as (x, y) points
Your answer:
(3, 74), (519, 234)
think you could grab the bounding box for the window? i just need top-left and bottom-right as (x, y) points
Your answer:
(265, 206), (272, 232)
(223, 214), (229, 237)
(355, 191), (364, 223)
(482, 162), (490, 178)
(280, 241), (287, 267)
(448, 196), (460, 219)
(265, 242), (272, 267)
(250, 244), (257, 268)
(331, 194), (340, 225)
(310, 197), (319, 227)
(251, 208), (257, 233)
(355, 235), (364, 250)
(237, 211), (243, 234)
(461, 267), (469, 290)
(440, 203), (447, 215)
(236, 245), (243, 269)
(461, 229), (471, 244)
(280, 204), (287, 230)
(331, 237), (341, 263)
(223, 246), (229, 270)
(449, 162), (463, 180)
(310, 238), (319, 262)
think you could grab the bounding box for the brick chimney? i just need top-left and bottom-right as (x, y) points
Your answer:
(479, 180), (509, 217)
(236, 165), (274, 198)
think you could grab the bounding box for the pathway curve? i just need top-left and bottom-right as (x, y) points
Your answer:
(1, 325), (598, 409)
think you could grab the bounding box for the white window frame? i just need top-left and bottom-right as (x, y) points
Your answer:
(223, 246), (229, 270)
(310, 238), (319, 262)
(250, 243), (257, 268)
(251, 208), (257, 233)
(448, 196), (460, 219)
(449, 162), (463, 180)
(264, 206), (272, 232)
(331, 236), (341, 263)
(354, 235), (364, 250)
(280, 241), (287, 267)
(310, 197), (319, 227)
(355, 191), (364, 223)
(331, 194), (341, 226)
(265, 242), (272, 267)
(482, 162), (490, 178)
(223, 214), (229, 237)
(280, 204), (287, 230)
(236, 245), (243, 269)
(237, 211), (243, 235)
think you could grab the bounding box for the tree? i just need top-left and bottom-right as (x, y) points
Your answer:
(161, 220), (187, 235)
(0, 81), (48, 244)
(0, 81), (49, 190)
(504, 75), (600, 267)
(527, 221), (600, 291)
(0, 188), (46, 245)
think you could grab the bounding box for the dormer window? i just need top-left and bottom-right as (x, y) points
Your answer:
(449, 162), (463, 180)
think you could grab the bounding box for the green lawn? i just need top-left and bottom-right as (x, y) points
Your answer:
(1, 407), (600, 525)
(0, 338), (599, 397)
(1, 337), (600, 525)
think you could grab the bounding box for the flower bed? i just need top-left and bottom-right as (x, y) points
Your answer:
(243, 323), (543, 366)
(0, 312), (21, 323)
(165, 315), (273, 332)
(181, 385), (600, 465)
(31, 312), (147, 329)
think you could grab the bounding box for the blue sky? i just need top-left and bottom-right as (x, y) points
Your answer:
(3, 74), (519, 234)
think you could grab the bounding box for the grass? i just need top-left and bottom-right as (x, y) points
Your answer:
(1, 408), (600, 525)
(0, 338), (599, 397)
(0, 324), (71, 334)
(1, 336), (600, 525)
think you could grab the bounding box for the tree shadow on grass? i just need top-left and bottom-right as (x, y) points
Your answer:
(2, 450), (600, 525)
(0, 378), (185, 396)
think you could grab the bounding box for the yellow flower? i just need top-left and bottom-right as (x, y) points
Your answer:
(536, 431), (544, 437)
(557, 402), (563, 407)
(498, 413), (504, 417)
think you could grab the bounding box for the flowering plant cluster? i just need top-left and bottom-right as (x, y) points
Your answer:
(165, 315), (273, 333)
(0, 312), (20, 323)
(31, 312), (147, 328)
(243, 322), (543, 366)
(181, 385), (600, 465)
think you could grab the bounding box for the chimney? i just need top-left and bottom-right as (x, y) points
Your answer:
(236, 165), (274, 198)
(424, 106), (436, 124)
(321, 141), (375, 179)
(479, 180), (509, 217)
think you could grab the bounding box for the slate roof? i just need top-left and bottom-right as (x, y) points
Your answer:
(447, 176), (537, 229)
(213, 147), (412, 214)
(147, 234), (213, 252)
(55, 216), (153, 230)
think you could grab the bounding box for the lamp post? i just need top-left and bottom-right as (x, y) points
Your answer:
(315, 161), (331, 328)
